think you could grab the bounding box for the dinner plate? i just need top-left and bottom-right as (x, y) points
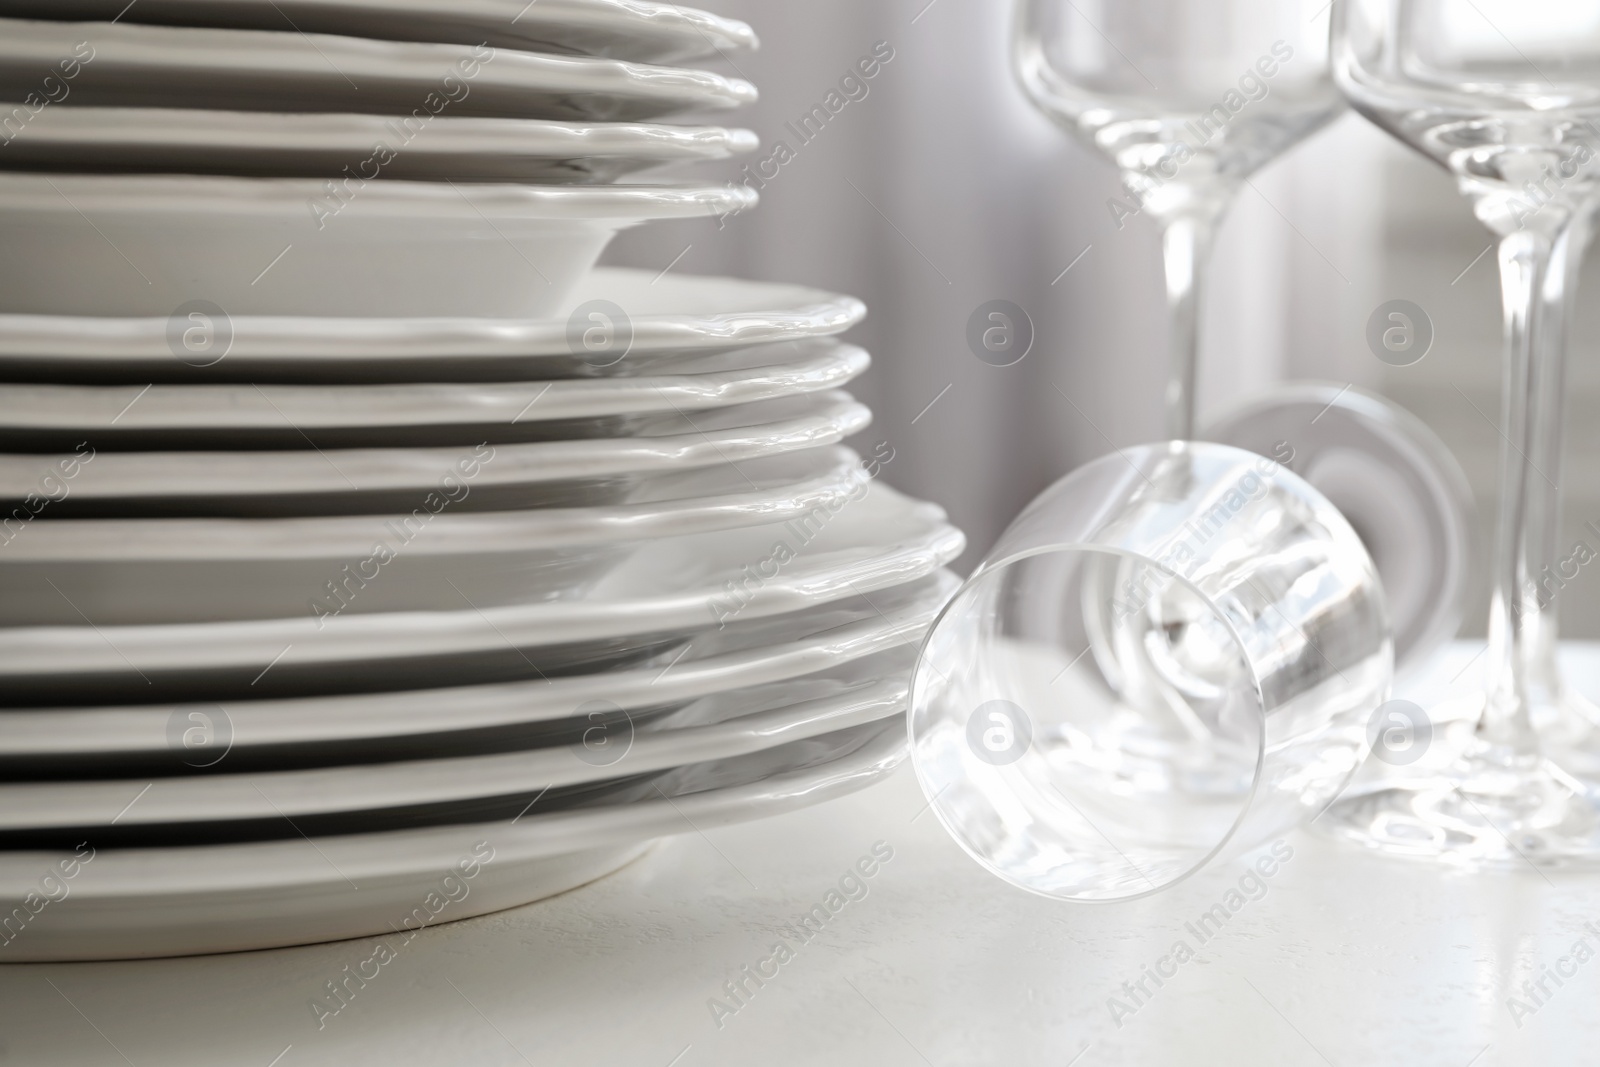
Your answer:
(1203, 382), (1474, 673)
(0, 107), (759, 182)
(0, 449), (874, 625)
(0, 391), (871, 516)
(0, 270), (867, 383)
(0, 339), (869, 450)
(0, 19), (757, 119)
(0, 723), (905, 961)
(0, 573), (955, 771)
(0, 173), (753, 318)
(0, 483), (963, 702)
(0, 0), (758, 65)
(0, 668), (912, 838)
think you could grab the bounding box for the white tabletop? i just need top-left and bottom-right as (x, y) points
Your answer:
(3, 643), (1597, 1067)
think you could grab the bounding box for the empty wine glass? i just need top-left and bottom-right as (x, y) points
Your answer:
(908, 442), (1391, 900)
(1321, 0), (1600, 865)
(1014, 0), (1344, 438)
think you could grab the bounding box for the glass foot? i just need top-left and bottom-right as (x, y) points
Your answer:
(1535, 687), (1600, 793)
(1319, 733), (1600, 870)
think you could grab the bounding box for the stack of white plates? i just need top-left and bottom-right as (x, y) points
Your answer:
(0, 3), (964, 960)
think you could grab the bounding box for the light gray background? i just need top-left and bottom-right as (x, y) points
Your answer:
(604, 0), (1600, 638)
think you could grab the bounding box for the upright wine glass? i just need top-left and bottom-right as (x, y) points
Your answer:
(1014, 0), (1345, 439)
(1323, 0), (1600, 864)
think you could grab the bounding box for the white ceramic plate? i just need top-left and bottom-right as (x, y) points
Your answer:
(0, 573), (954, 766)
(0, 18), (757, 118)
(0, 0), (758, 64)
(0, 173), (753, 318)
(1204, 382), (1474, 673)
(0, 669), (912, 835)
(0, 107), (758, 182)
(0, 270), (867, 383)
(0, 449), (876, 624)
(0, 483), (964, 701)
(0, 339), (868, 449)
(0, 723), (904, 961)
(0, 392), (871, 516)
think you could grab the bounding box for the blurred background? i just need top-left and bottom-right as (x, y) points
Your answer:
(605, 0), (1600, 639)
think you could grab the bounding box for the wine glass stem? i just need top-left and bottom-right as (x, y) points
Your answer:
(1480, 217), (1584, 747)
(1162, 212), (1219, 440)
(1523, 212), (1594, 704)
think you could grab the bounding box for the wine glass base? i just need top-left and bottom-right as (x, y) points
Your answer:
(1318, 741), (1600, 870)
(1534, 686), (1600, 792)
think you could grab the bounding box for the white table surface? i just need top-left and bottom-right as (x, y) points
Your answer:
(4, 643), (1599, 1067)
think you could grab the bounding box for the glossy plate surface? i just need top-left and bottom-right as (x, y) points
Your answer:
(0, 18), (757, 119)
(0, 108), (758, 182)
(0, 0), (758, 64)
(0, 392), (872, 516)
(0, 339), (867, 449)
(0, 483), (964, 701)
(0, 725), (904, 961)
(0, 449), (877, 624)
(0, 270), (866, 382)
(0, 574), (954, 766)
(0, 173), (754, 318)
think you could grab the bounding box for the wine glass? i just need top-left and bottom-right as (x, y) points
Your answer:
(1015, 0), (1478, 677)
(907, 441), (1391, 900)
(1013, 0), (1345, 439)
(1321, 0), (1600, 865)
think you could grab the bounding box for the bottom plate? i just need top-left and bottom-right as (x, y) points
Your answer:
(0, 723), (905, 961)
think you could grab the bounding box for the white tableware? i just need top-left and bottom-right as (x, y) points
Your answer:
(1204, 382), (1474, 674)
(0, 18), (757, 119)
(0, 339), (868, 449)
(0, 483), (963, 701)
(0, 670), (911, 836)
(0, 722), (903, 961)
(0, 173), (754, 318)
(0, 108), (759, 182)
(0, 573), (955, 767)
(0, 449), (873, 624)
(0, 392), (870, 516)
(0, 0), (758, 65)
(0, 270), (866, 382)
